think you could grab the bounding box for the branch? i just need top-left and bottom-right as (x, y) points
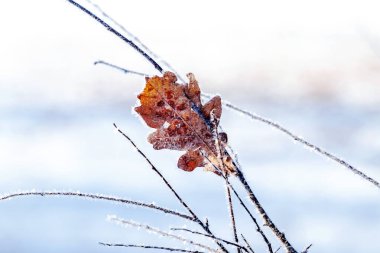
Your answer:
(274, 246), (282, 253)
(113, 123), (199, 218)
(210, 111), (241, 252)
(99, 242), (205, 253)
(221, 100), (380, 190)
(241, 234), (255, 253)
(235, 169), (297, 253)
(0, 190), (193, 221)
(94, 60), (149, 77)
(108, 216), (219, 253)
(229, 180), (273, 253)
(203, 157), (273, 253)
(301, 244), (312, 253)
(226, 181), (240, 253)
(66, 0), (163, 73)
(84, 0), (186, 83)
(171, 228), (248, 252)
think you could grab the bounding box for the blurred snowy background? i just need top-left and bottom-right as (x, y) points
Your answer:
(0, 0), (379, 252)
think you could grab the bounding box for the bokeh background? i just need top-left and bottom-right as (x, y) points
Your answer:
(1, 0), (379, 252)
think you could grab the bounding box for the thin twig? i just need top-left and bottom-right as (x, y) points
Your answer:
(113, 123), (203, 219)
(274, 246), (282, 253)
(212, 114), (240, 252)
(226, 181), (240, 253)
(113, 124), (229, 253)
(229, 180), (273, 253)
(241, 234), (255, 253)
(203, 157), (273, 253)
(212, 117), (291, 252)
(84, 0), (186, 83)
(210, 111), (241, 252)
(206, 142), (277, 253)
(94, 59), (139, 73)
(0, 191), (193, 221)
(66, 0), (163, 73)
(204, 130), (287, 251)
(99, 242), (205, 253)
(219, 124), (243, 171)
(301, 244), (312, 253)
(108, 216), (219, 253)
(171, 228), (248, 252)
(94, 60), (149, 77)
(235, 169), (296, 253)
(221, 100), (380, 190)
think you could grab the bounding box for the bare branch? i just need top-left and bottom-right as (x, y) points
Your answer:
(241, 234), (255, 253)
(94, 60), (149, 77)
(229, 180), (273, 253)
(235, 168), (297, 253)
(226, 181), (240, 253)
(301, 244), (312, 253)
(221, 100), (380, 190)
(0, 190), (193, 221)
(66, 0), (163, 73)
(113, 123), (200, 218)
(84, 0), (186, 82)
(210, 111), (241, 253)
(274, 246), (282, 253)
(171, 228), (248, 252)
(108, 216), (219, 253)
(202, 157), (273, 253)
(99, 242), (205, 253)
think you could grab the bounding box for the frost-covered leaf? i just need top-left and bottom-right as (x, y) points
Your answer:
(135, 72), (234, 174)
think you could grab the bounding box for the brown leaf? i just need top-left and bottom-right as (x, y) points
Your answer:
(177, 150), (204, 172)
(135, 71), (234, 174)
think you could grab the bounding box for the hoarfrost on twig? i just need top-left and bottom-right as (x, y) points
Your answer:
(0, 190), (194, 221)
(108, 215), (219, 253)
(99, 242), (206, 253)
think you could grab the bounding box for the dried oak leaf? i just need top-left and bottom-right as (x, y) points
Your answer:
(135, 71), (234, 174)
